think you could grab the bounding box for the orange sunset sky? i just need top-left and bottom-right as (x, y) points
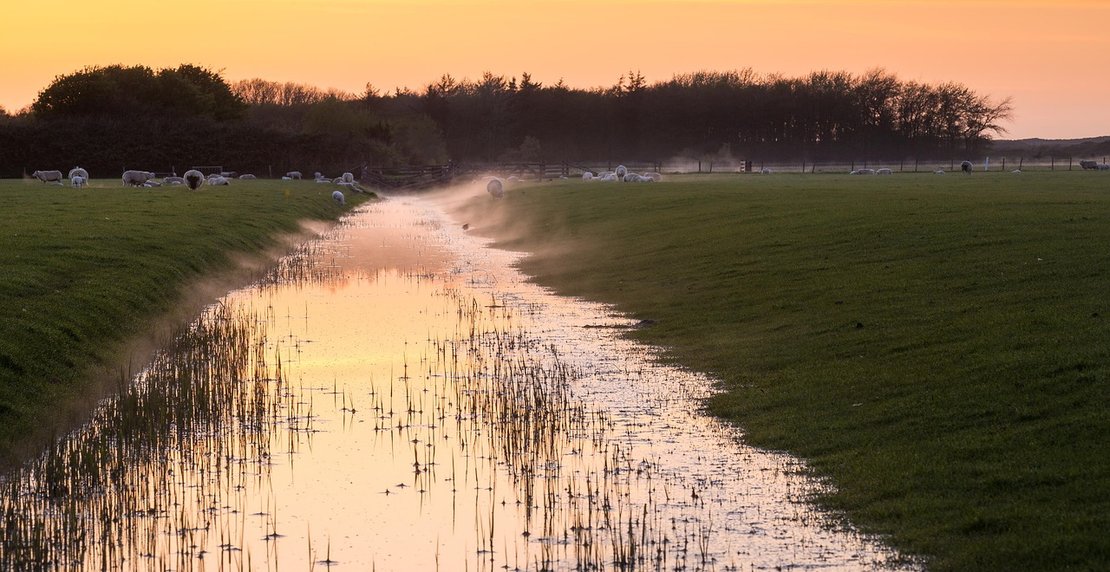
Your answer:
(2, 0), (1108, 140)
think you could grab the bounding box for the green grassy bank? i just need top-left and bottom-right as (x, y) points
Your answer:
(0, 179), (371, 464)
(455, 172), (1110, 571)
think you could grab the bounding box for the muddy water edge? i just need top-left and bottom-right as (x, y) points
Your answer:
(0, 195), (917, 570)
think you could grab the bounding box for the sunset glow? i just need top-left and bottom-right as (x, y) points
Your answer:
(3, 0), (1108, 138)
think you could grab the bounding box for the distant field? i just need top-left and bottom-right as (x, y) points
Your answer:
(0, 179), (372, 464)
(454, 171), (1110, 571)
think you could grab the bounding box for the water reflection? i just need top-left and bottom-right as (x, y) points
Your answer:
(1, 198), (915, 570)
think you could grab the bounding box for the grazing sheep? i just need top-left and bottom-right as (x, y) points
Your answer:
(286, 171), (303, 179)
(486, 178), (505, 199)
(68, 167), (89, 180)
(331, 190), (346, 205)
(71, 175), (87, 188)
(238, 174), (257, 180)
(876, 168), (893, 175)
(164, 176), (185, 185)
(183, 169), (205, 190)
(960, 161), (973, 174)
(31, 170), (64, 183)
(122, 170), (155, 187)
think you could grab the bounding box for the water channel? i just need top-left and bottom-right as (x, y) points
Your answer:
(1, 193), (914, 570)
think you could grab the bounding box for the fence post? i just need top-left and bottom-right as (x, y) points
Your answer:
(1051, 157), (1055, 171)
(1069, 157), (1073, 171)
(1001, 157), (1006, 171)
(698, 160), (702, 173)
(1019, 157), (1024, 170)
(914, 158), (919, 173)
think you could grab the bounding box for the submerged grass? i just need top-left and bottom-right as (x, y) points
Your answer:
(456, 172), (1110, 571)
(0, 179), (372, 464)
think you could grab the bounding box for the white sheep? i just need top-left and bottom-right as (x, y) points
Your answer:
(143, 180), (162, 187)
(164, 176), (185, 185)
(960, 161), (973, 174)
(281, 176), (293, 181)
(934, 170), (946, 175)
(581, 172), (595, 180)
(208, 176), (230, 186)
(643, 172), (663, 182)
(122, 170), (155, 187)
(316, 178), (333, 184)
(624, 173), (646, 183)
(341, 172), (355, 183)
(598, 173), (618, 181)
(314, 172), (325, 181)
(183, 170), (205, 190)
(760, 167), (773, 174)
(486, 178), (505, 199)
(332, 190), (346, 205)
(68, 167), (89, 180)
(614, 165), (628, 181)
(876, 168), (893, 175)
(286, 171), (303, 179)
(31, 170), (63, 183)
(238, 174), (257, 180)
(71, 175), (87, 188)
(1011, 169), (1023, 174)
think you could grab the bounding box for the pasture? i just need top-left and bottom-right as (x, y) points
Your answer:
(454, 171), (1110, 571)
(0, 178), (372, 463)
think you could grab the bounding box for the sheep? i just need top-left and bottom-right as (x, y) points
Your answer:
(960, 161), (973, 174)
(341, 172), (355, 183)
(486, 178), (505, 199)
(1099, 164), (1110, 171)
(598, 173), (618, 182)
(238, 174), (257, 180)
(934, 170), (946, 175)
(643, 172), (663, 182)
(760, 167), (773, 174)
(143, 180), (162, 187)
(164, 176), (185, 185)
(614, 165), (628, 181)
(122, 170), (155, 187)
(68, 167), (89, 180)
(314, 171), (325, 181)
(876, 168), (893, 175)
(31, 170), (63, 183)
(286, 171), (303, 179)
(1011, 169), (1023, 174)
(183, 169), (205, 190)
(282, 176), (293, 181)
(624, 173), (647, 183)
(71, 175), (87, 188)
(332, 190), (346, 205)
(850, 169), (875, 175)
(316, 178), (333, 184)
(208, 176), (230, 186)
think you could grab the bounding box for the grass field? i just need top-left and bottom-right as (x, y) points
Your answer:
(0, 179), (372, 464)
(452, 172), (1110, 571)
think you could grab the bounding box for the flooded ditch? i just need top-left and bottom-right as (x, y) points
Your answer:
(1, 195), (914, 570)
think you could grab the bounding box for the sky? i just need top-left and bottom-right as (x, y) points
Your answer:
(2, 0), (1108, 140)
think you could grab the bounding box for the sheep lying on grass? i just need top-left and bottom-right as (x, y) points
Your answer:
(143, 180), (162, 188)
(208, 176), (230, 186)
(239, 174), (257, 180)
(68, 167), (89, 181)
(877, 168), (893, 175)
(122, 170), (155, 187)
(71, 175), (87, 188)
(486, 178), (505, 199)
(32, 170), (63, 183)
(184, 170), (204, 190)
(164, 176), (185, 185)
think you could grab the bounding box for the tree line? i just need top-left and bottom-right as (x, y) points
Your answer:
(0, 64), (1011, 178)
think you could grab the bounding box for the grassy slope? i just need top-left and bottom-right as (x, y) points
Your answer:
(458, 173), (1110, 571)
(0, 179), (371, 462)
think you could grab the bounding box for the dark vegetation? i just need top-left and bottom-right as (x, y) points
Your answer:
(0, 65), (1014, 177)
(459, 173), (1110, 571)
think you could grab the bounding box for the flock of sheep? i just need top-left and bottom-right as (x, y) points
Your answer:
(28, 167), (358, 202)
(580, 165), (663, 183)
